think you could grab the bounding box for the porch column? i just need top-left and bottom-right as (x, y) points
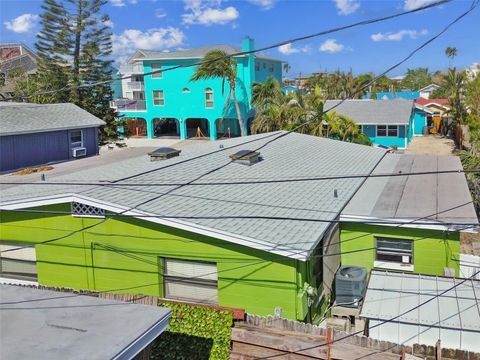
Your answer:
(146, 117), (154, 139)
(179, 119), (187, 140)
(209, 118), (217, 141)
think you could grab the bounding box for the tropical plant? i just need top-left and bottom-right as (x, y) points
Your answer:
(400, 68), (432, 90)
(283, 62), (291, 74)
(443, 68), (467, 125)
(191, 50), (244, 136)
(251, 76), (282, 110)
(445, 47), (458, 68)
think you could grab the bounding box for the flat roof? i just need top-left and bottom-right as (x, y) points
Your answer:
(0, 285), (171, 360)
(342, 154), (478, 228)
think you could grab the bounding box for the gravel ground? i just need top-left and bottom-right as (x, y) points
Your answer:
(404, 135), (455, 155)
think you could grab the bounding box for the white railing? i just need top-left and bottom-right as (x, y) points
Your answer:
(126, 81), (144, 90)
(119, 63), (144, 74)
(110, 99), (146, 111)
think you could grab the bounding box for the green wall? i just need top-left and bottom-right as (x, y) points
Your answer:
(340, 223), (460, 276)
(0, 204), (314, 320)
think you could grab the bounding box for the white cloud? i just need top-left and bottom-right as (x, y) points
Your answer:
(278, 43), (311, 55)
(403, 0), (436, 11)
(334, 0), (360, 15)
(182, 0), (239, 26)
(371, 29), (428, 42)
(112, 27), (185, 61)
(110, 0), (137, 7)
(4, 13), (38, 33)
(319, 39), (350, 53)
(103, 19), (114, 28)
(248, 0), (276, 10)
(155, 8), (167, 18)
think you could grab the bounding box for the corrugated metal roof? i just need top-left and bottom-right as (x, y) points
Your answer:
(0, 285), (171, 360)
(0, 103), (105, 136)
(0, 132), (386, 256)
(324, 99), (414, 125)
(361, 270), (480, 352)
(342, 154), (478, 226)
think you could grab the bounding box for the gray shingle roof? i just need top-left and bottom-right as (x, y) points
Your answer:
(342, 154), (478, 226)
(0, 132), (386, 257)
(0, 285), (171, 360)
(132, 45), (280, 62)
(324, 99), (414, 125)
(0, 103), (105, 136)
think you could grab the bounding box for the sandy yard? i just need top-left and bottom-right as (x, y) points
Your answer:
(405, 135), (455, 155)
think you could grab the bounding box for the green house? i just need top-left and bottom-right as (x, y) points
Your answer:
(0, 133), (477, 322)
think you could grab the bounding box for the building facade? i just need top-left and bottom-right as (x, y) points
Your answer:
(111, 37), (282, 140)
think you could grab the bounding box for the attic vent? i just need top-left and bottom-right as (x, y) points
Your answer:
(148, 147), (181, 161)
(71, 202), (105, 218)
(229, 150), (261, 166)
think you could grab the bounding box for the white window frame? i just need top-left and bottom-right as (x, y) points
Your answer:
(376, 125), (398, 137)
(374, 237), (414, 272)
(205, 88), (214, 108)
(70, 130), (83, 147)
(162, 258), (218, 304)
(151, 64), (162, 79)
(0, 243), (38, 283)
(153, 90), (164, 106)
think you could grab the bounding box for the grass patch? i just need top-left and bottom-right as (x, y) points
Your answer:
(12, 165), (54, 176)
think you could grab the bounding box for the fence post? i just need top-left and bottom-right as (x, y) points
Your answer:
(436, 339), (441, 360)
(326, 327), (333, 360)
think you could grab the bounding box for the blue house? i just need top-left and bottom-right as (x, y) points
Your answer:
(363, 91), (420, 100)
(0, 102), (104, 173)
(111, 37), (282, 140)
(324, 99), (427, 149)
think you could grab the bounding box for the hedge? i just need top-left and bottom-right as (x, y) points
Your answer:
(150, 302), (233, 360)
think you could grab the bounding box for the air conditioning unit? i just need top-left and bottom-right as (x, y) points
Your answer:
(72, 147), (87, 158)
(335, 266), (368, 308)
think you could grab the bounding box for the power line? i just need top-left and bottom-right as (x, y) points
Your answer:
(256, 269), (480, 360)
(0, 0), (450, 102)
(2, 168), (479, 187)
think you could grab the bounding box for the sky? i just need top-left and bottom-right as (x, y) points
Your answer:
(1, 0), (479, 78)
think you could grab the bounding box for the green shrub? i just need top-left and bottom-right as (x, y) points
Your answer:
(151, 302), (233, 360)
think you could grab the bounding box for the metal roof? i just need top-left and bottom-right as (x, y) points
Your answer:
(0, 285), (171, 360)
(0, 132), (386, 258)
(341, 154), (478, 228)
(324, 99), (414, 125)
(360, 270), (480, 351)
(0, 102), (105, 136)
(131, 45), (280, 62)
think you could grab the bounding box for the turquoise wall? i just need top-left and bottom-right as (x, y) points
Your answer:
(117, 38), (282, 140)
(362, 125), (408, 148)
(413, 108), (427, 136)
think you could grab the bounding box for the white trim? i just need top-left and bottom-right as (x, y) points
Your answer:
(70, 129), (83, 148)
(0, 277), (38, 286)
(418, 83), (440, 92)
(0, 124), (102, 137)
(150, 64), (162, 79)
(373, 261), (414, 272)
(1, 195), (309, 260)
(376, 125), (399, 137)
(152, 90), (164, 106)
(205, 88), (214, 109)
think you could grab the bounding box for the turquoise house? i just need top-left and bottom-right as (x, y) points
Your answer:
(362, 91), (420, 100)
(111, 37), (282, 140)
(324, 99), (427, 149)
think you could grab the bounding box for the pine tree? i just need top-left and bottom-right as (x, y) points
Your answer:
(33, 0), (119, 142)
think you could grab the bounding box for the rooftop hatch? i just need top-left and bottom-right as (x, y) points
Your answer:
(229, 149), (261, 166)
(148, 147), (181, 161)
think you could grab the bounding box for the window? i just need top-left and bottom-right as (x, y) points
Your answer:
(263, 63), (266, 69)
(376, 125), (398, 137)
(205, 88), (214, 108)
(151, 64), (162, 78)
(70, 130), (83, 146)
(71, 202), (105, 218)
(182, 88), (190, 93)
(268, 63), (274, 72)
(153, 90), (164, 106)
(163, 258), (218, 304)
(375, 237), (413, 269)
(0, 243), (37, 282)
(255, 62), (260, 71)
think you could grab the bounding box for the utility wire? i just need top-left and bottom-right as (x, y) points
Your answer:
(1, 168), (478, 187)
(0, 0), (450, 102)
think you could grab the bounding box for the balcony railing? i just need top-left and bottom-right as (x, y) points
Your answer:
(119, 63), (144, 74)
(110, 99), (146, 111)
(126, 81), (144, 90)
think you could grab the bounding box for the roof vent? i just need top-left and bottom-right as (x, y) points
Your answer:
(148, 147), (181, 161)
(229, 150), (261, 166)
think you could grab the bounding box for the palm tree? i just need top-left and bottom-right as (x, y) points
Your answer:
(283, 63), (291, 74)
(252, 76), (282, 110)
(443, 68), (466, 125)
(191, 50), (245, 136)
(445, 47), (458, 68)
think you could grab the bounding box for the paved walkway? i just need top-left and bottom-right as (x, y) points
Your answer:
(405, 135), (455, 156)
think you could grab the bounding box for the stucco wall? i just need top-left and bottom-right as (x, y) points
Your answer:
(0, 204), (316, 320)
(340, 223), (460, 276)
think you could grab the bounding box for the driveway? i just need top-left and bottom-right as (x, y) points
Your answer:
(0, 138), (188, 188)
(405, 135), (455, 156)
